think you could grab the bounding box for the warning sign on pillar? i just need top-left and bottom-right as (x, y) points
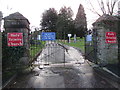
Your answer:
(105, 32), (117, 43)
(7, 33), (23, 46)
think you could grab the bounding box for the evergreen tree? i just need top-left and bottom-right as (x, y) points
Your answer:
(56, 6), (75, 39)
(75, 4), (87, 38)
(0, 11), (3, 32)
(40, 8), (58, 32)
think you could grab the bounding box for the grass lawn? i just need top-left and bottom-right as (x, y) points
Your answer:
(30, 41), (45, 59)
(30, 45), (42, 57)
(60, 37), (85, 53)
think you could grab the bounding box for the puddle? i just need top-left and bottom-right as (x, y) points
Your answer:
(39, 69), (59, 77)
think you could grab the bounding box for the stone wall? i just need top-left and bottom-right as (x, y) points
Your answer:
(4, 28), (29, 50)
(93, 15), (118, 66)
(96, 27), (118, 65)
(3, 12), (30, 66)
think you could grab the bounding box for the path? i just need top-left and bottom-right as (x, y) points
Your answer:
(7, 42), (117, 88)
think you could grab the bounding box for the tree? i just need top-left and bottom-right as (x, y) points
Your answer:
(87, 0), (119, 16)
(0, 11), (3, 32)
(56, 6), (75, 39)
(40, 8), (58, 32)
(75, 4), (87, 38)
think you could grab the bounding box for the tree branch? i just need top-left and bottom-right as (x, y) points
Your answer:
(87, 8), (101, 16)
(88, 0), (101, 16)
(86, 0), (118, 16)
(107, 0), (111, 15)
(97, 0), (106, 15)
(101, 0), (106, 14)
(110, 0), (118, 15)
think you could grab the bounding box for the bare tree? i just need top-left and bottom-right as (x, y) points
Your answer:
(87, 0), (118, 16)
(87, 0), (101, 16)
(106, 0), (118, 15)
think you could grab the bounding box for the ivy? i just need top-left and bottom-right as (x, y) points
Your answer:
(2, 32), (25, 70)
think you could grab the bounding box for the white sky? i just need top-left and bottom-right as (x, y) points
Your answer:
(0, 0), (119, 29)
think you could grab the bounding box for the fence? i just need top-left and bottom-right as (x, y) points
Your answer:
(2, 31), (25, 84)
(85, 30), (97, 64)
(29, 31), (45, 63)
(29, 31), (68, 66)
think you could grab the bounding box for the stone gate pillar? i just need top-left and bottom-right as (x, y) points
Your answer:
(0, 11), (2, 89)
(4, 12), (30, 65)
(117, 16), (120, 65)
(93, 14), (119, 66)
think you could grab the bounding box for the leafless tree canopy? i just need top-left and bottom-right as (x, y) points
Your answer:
(87, 0), (118, 16)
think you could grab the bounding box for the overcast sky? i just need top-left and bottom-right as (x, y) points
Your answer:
(0, 0), (119, 29)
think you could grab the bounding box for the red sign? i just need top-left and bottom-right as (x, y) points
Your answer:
(7, 33), (23, 46)
(106, 32), (117, 43)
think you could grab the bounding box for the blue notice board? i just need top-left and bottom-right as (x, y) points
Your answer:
(86, 35), (92, 41)
(41, 32), (56, 41)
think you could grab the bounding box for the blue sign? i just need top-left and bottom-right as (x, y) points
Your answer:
(86, 35), (92, 41)
(41, 32), (56, 41)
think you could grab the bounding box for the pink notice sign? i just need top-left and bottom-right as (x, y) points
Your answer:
(7, 33), (23, 46)
(106, 32), (117, 43)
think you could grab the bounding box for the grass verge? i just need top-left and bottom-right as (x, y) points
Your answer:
(59, 37), (85, 53)
(30, 41), (45, 60)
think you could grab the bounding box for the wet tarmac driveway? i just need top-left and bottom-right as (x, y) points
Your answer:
(8, 62), (116, 88)
(6, 42), (118, 89)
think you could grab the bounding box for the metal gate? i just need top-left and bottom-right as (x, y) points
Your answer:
(30, 31), (67, 66)
(85, 30), (97, 64)
(85, 29), (120, 65)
